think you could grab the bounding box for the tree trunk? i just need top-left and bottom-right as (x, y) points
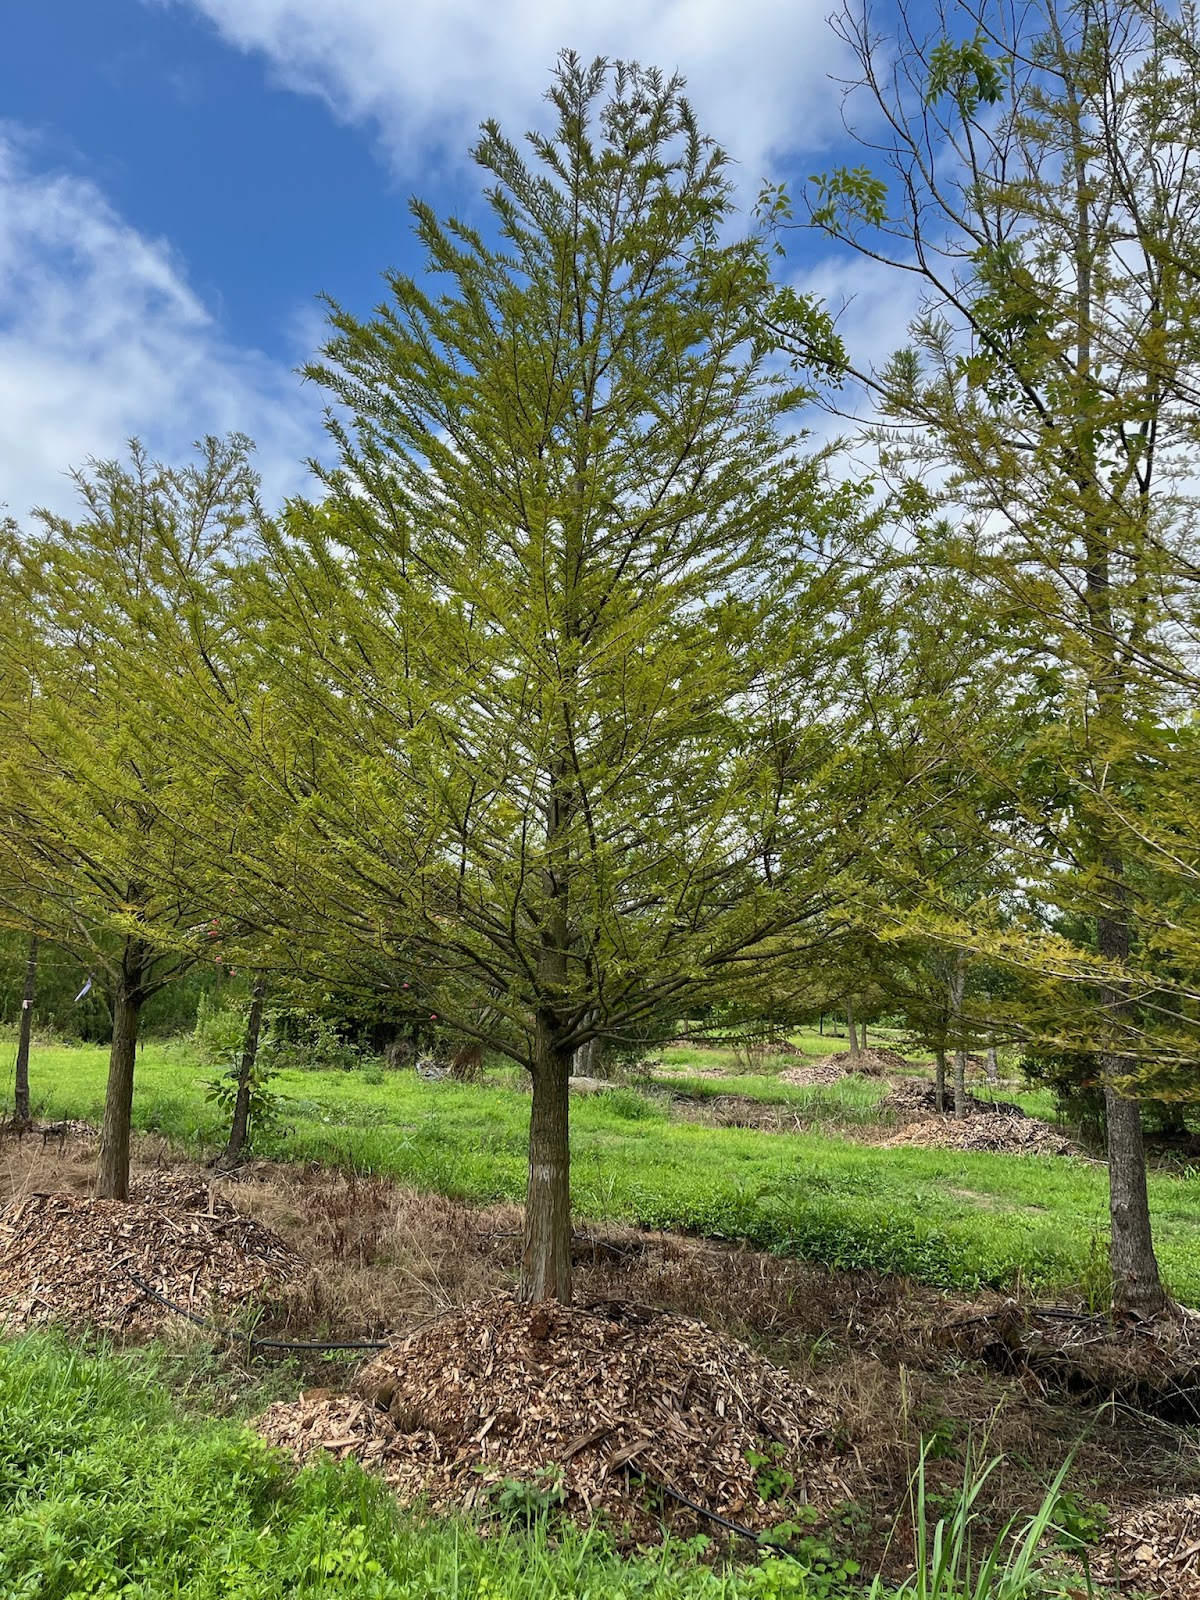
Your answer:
(220, 979), (267, 1168)
(12, 936), (37, 1125)
(96, 945), (148, 1200)
(846, 1001), (860, 1063)
(520, 1009), (573, 1303)
(572, 1034), (602, 1078)
(950, 949), (968, 1120)
(954, 1048), (968, 1121)
(819, 1014), (824, 1037)
(1097, 901), (1168, 1318)
(985, 1041), (999, 1084)
(934, 1047), (947, 1114)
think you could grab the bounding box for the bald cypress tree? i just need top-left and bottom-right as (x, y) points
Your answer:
(226, 54), (873, 1302)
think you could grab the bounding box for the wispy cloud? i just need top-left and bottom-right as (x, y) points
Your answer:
(0, 131), (322, 521)
(163, 0), (850, 189)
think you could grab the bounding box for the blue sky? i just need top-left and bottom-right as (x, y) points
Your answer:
(0, 0), (915, 519)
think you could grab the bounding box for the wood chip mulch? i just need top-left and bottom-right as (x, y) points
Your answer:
(880, 1112), (1075, 1156)
(0, 1183), (302, 1335)
(876, 1082), (1075, 1156)
(945, 1301), (1200, 1421)
(1092, 1495), (1200, 1597)
(256, 1293), (850, 1540)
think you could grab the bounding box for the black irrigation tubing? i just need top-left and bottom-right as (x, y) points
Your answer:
(125, 1273), (391, 1353)
(642, 1475), (801, 1556)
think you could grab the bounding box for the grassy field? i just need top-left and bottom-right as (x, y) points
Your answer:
(18, 1039), (1200, 1306)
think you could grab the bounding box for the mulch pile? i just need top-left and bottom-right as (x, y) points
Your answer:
(668, 1094), (806, 1132)
(878, 1082), (1075, 1156)
(0, 1174), (301, 1335)
(779, 1050), (895, 1086)
(256, 1293), (849, 1540)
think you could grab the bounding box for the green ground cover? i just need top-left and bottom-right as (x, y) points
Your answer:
(21, 1042), (1200, 1304)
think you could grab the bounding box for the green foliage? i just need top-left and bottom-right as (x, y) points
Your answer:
(806, 167), (888, 235)
(599, 1088), (669, 1123)
(866, 1447), (1079, 1600)
(199, 52), (875, 1099)
(746, 1442), (796, 1503)
(260, 1008), (366, 1074)
(193, 993), (248, 1063)
(485, 1466), (568, 1527)
(924, 35), (1008, 112)
(195, 993), (280, 1148)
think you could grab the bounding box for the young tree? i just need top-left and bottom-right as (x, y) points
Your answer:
(206, 55), (876, 1302)
(788, 0), (1200, 1317)
(11, 935), (37, 1126)
(0, 439), (260, 1197)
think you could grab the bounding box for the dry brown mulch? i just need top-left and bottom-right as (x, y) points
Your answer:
(945, 1301), (1200, 1419)
(668, 1094), (807, 1132)
(256, 1292), (850, 1540)
(1095, 1494), (1200, 1596)
(0, 1178), (302, 1336)
(881, 1113), (1076, 1157)
(777, 1056), (867, 1087)
(877, 1081), (1076, 1156)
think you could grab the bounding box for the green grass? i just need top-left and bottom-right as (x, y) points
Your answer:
(21, 1040), (1200, 1305)
(0, 1332), (840, 1599)
(648, 1072), (891, 1120)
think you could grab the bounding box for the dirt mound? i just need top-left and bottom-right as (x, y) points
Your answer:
(0, 1187), (301, 1335)
(877, 1082), (1073, 1155)
(882, 1080), (1024, 1118)
(946, 1303), (1200, 1421)
(256, 1293), (848, 1540)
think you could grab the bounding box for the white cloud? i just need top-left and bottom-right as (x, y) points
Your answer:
(165, 0), (849, 188)
(0, 132), (322, 522)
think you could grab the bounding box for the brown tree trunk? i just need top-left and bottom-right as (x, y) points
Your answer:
(934, 1047), (947, 1114)
(954, 1048), (968, 1121)
(220, 979), (267, 1167)
(96, 943), (148, 1200)
(13, 936), (37, 1125)
(950, 949), (968, 1120)
(449, 1042), (484, 1081)
(519, 1008), (573, 1303)
(572, 1032), (602, 1078)
(1097, 900), (1168, 1319)
(846, 1001), (860, 1062)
